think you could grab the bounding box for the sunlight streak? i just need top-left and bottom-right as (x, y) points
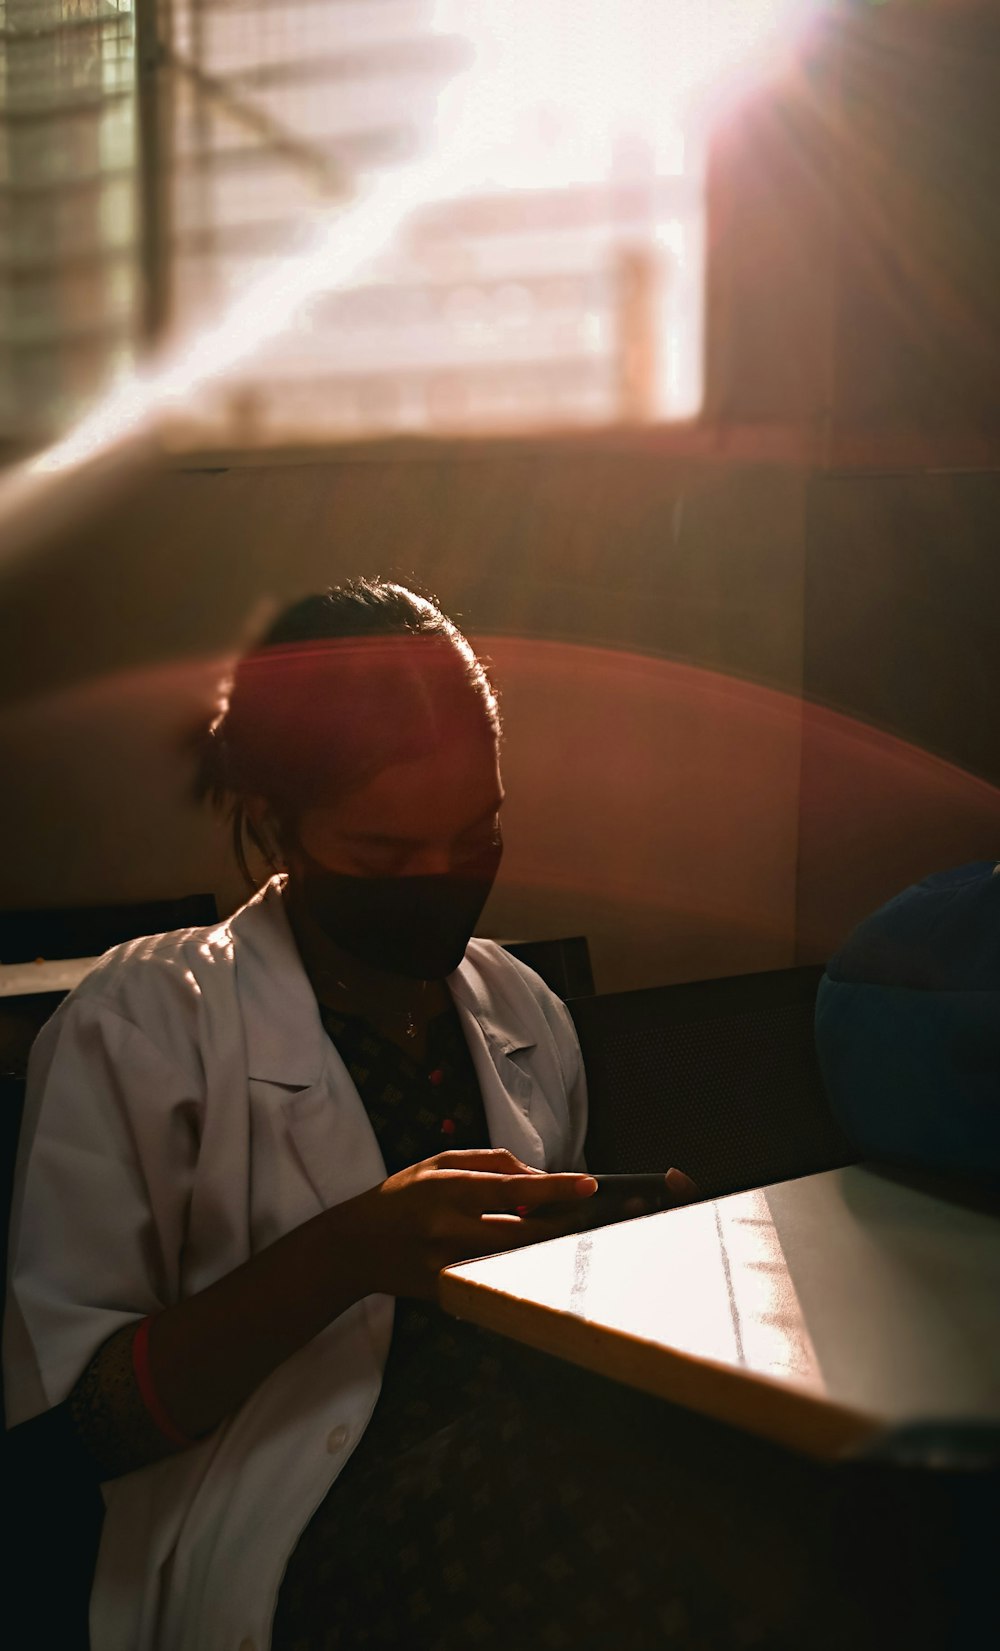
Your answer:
(23, 0), (821, 480)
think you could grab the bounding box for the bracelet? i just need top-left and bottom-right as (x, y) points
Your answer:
(131, 1317), (196, 1450)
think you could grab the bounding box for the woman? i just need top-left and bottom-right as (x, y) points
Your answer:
(4, 582), (846, 1651)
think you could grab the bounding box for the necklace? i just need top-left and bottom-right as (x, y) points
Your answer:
(291, 904), (432, 1044)
(322, 971), (428, 1042)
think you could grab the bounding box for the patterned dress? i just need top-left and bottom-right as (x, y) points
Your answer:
(270, 1006), (870, 1651)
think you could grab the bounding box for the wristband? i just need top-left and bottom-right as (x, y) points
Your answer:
(131, 1316), (195, 1450)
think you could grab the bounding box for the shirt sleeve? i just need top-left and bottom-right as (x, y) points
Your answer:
(3, 992), (201, 1425)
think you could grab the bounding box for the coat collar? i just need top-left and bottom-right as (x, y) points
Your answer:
(229, 878), (536, 1086)
(448, 941), (537, 1058)
(229, 879), (326, 1085)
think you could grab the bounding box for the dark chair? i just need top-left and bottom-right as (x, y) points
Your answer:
(1, 1067), (103, 1651)
(569, 965), (855, 1196)
(500, 936), (595, 999)
(1, 995), (72, 1408)
(0, 893), (218, 964)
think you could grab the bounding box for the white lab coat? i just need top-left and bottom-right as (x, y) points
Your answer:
(3, 878), (587, 1651)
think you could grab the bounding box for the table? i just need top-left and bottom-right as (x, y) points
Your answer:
(440, 1165), (1000, 1459)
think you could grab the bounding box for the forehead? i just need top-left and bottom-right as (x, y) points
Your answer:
(307, 734), (502, 842)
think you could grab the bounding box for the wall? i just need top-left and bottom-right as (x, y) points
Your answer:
(797, 470), (1000, 959)
(3, 3), (999, 991)
(0, 448), (808, 992)
(707, 0), (1000, 960)
(706, 1), (1000, 457)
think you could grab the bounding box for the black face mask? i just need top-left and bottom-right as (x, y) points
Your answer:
(297, 846), (502, 980)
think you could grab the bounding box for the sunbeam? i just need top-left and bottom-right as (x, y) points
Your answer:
(20, 0), (822, 483)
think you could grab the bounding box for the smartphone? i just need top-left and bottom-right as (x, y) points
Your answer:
(530, 1173), (676, 1224)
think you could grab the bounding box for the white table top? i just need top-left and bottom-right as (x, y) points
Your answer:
(439, 1165), (1000, 1459)
(0, 957), (98, 997)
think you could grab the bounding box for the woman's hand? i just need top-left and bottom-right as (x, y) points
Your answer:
(104, 1151), (594, 1453)
(347, 1149), (599, 1300)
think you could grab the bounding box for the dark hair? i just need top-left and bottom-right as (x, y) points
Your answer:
(194, 579), (500, 887)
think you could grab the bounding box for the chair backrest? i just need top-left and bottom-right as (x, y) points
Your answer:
(1, 1072), (28, 1431)
(0, 893), (218, 965)
(2, 993), (68, 1427)
(2, 1047), (104, 1650)
(569, 965), (855, 1196)
(500, 935), (595, 999)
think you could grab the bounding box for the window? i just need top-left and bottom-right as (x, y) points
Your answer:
(16, 1), (820, 468)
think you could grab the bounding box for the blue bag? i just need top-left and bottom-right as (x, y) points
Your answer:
(815, 862), (1000, 1185)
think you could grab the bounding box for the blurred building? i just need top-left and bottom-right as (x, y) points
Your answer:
(2, 0), (718, 458)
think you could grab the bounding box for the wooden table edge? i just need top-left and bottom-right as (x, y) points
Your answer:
(438, 1267), (874, 1462)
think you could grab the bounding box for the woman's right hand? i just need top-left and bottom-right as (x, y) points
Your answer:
(91, 1151), (591, 1455)
(347, 1149), (598, 1301)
